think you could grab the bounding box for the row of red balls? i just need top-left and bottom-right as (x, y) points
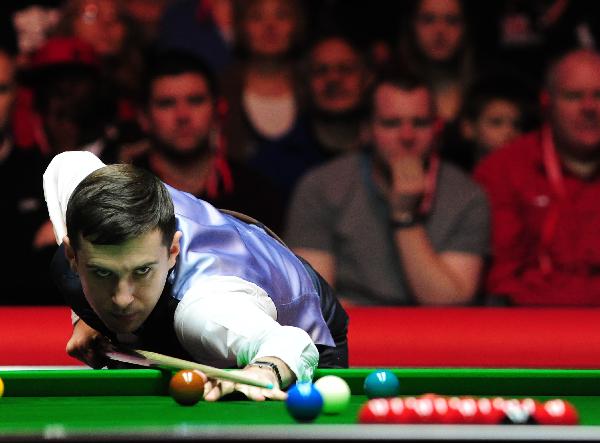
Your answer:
(358, 394), (579, 425)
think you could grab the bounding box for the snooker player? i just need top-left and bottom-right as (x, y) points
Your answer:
(43, 151), (348, 401)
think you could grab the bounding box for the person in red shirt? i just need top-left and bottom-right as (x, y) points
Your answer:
(474, 48), (600, 305)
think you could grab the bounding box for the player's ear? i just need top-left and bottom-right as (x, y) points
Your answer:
(63, 236), (78, 274)
(168, 231), (182, 267)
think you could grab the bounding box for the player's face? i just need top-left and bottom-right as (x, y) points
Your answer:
(243, 0), (297, 57)
(472, 99), (522, 153)
(66, 229), (181, 334)
(309, 38), (369, 114)
(148, 73), (215, 153)
(0, 52), (16, 131)
(370, 84), (436, 163)
(548, 52), (600, 158)
(414, 0), (464, 62)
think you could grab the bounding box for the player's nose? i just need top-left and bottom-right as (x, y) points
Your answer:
(112, 281), (135, 308)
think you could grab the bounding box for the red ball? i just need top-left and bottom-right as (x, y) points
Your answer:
(388, 397), (417, 424)
(358, 398), (391, 423)
(534, 399), (579, 425)
(169, 369), (207, 406)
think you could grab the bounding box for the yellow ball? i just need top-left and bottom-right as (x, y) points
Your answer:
(0, 377), (4, 397)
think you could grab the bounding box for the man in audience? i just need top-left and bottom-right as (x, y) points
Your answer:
(303, 33), (372, 158)
(285, 68), (490, 305)
(0, 33), (65, 304)
(128, 50), (285, 233)
(474, 48), (600, 305)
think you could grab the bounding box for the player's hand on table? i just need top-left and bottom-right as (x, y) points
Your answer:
(66, 319), (110, 369)
(203, 366), (288, 402)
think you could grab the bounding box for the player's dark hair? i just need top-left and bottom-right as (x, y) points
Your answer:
(141, 49), (218, 107)
(66, 164), (177, 251)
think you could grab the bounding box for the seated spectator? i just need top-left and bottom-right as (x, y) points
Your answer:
(285, 68), (490, 306)
(123, 0), (173, 48)
(471, 0), (600, 86)
(53, 0), (147, 141)
(443, 72), (539, 171)
(0, 33), (64, 304)
(397, 0), (476, 124)
(302, 33), (372, 159)
(158, 0), (235, 74)
(222, 0), (322, 198)
(127, 50), (285, 234)
(474, 48), (600, 306)
(19, 36), (119, 162)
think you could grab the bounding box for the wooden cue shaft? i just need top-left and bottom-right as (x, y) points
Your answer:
(134, 350), (274, 389)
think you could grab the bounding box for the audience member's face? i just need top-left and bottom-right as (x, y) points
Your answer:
(371, 84), (436, 162)
(470, 99), (522, 153)
(65, 229), (180, 334)
(41, 73), (99, 152)
(148, 73), (215, 154)
(414, 0), (464, 62)
(0, 52), (16, 132)
(243, 0), (297, 58)
(122, 0), (170, 40)
(72, 0), (125, 56)
(309, 38), (369, 114)
(549, 51), (600, 158)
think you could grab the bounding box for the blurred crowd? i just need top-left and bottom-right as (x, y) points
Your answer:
(2, 0), (600, 307)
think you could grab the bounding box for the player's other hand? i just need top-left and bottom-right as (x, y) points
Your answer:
(203, 367), (288, 402)
(66, 319), (110, 369)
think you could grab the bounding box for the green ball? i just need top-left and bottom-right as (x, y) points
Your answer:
(314, 375), (351, 414)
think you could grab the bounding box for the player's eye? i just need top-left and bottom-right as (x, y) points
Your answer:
(93, 268), (113, 279)
(134, 266), (152, 277)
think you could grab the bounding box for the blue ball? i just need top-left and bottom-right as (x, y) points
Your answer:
(363, 370), (400, 399)
(286, 382), (324, 422)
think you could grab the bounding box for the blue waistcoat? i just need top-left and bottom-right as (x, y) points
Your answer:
(166, 184), (334, 347)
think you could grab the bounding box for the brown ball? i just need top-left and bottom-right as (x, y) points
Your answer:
(169, 369), (207, 406)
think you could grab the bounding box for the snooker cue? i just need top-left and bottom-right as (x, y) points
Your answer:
(133, 349), (274, 390)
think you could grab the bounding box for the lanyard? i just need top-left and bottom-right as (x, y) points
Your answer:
(539, 124), (567, 274)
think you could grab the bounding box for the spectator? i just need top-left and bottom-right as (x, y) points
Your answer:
(53, 0), (147, 141)
(0, 36), (64, 304)
(471, 0), (600, 86)
(127, 50), (285, 233)
(474, 48), (600, 306)
(443, 72), (539, 171)
(222, 0), (321, 197)
(158, 0), (235, 74)
(20, 36), (118, 161)
(397, 0), (476, 124)
(123, 0), (174, 48)
(285, 68), (490, 306)
(302, 33), (372, 158)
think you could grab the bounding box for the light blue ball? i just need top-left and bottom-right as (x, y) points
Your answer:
(363, 370), (400, 398)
